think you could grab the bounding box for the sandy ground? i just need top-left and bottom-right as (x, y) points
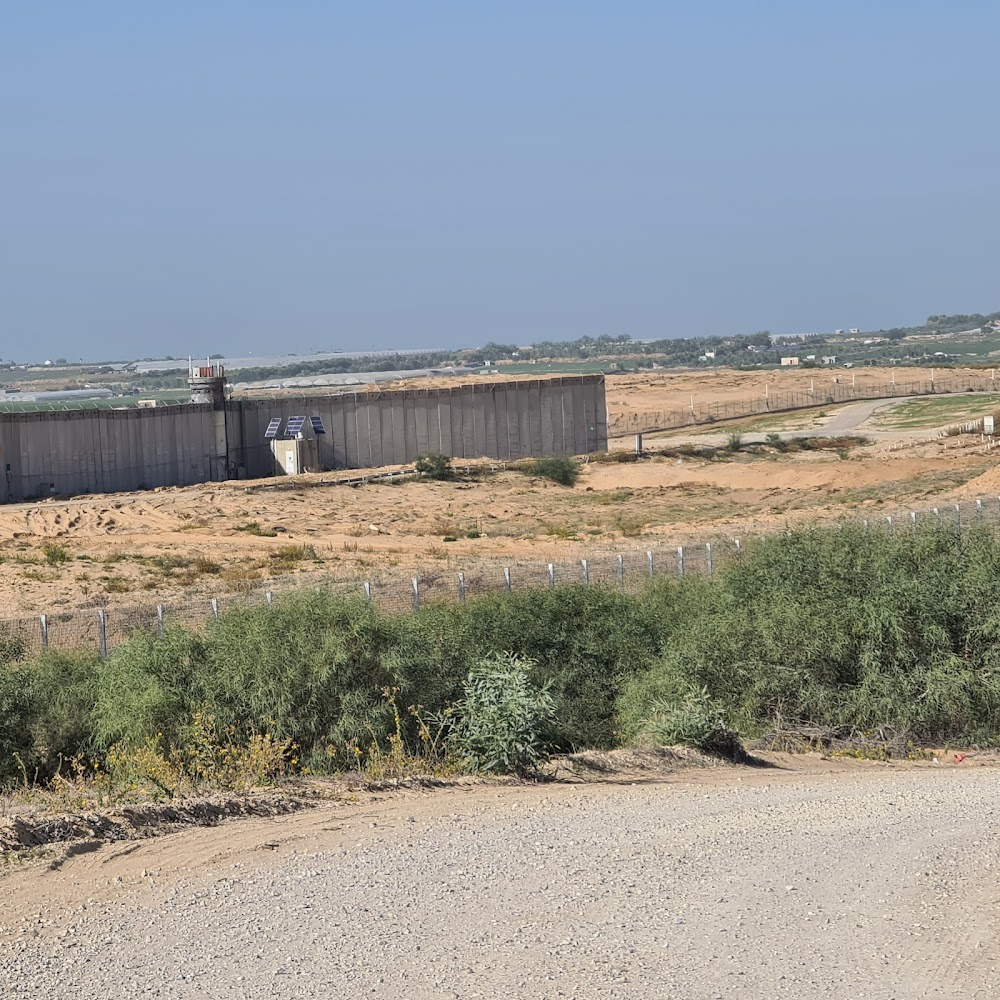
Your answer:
(1, 759), (997, 998)
(1, 372), (997, 616)
(603, 365), (990, 415)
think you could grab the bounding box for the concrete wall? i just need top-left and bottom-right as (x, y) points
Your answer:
(228, 375), (607, 477)
(0, 375), (607, 499)
(0, 405), (226, 502)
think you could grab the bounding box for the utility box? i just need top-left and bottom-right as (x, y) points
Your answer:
(269, 436), (319, 476)
(265, 414), (326, 475)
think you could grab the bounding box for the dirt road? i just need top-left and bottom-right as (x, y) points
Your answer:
(2, 765), (998, 998)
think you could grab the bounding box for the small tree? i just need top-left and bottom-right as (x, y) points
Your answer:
(414, 452), (452, 480)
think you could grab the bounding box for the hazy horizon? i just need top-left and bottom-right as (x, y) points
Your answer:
(3, 3), (998, 360)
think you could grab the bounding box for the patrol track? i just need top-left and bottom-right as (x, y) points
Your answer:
(2, 766), (999, 998)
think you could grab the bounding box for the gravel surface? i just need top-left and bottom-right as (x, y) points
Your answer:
(3, 768), (999, 998)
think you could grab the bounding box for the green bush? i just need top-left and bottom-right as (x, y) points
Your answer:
(42, 542), (71, 566)
(414, 452), (452, 480)
(0, 651), (101, 783)
(519, 456), (579, 486)
(449, 652), (556, 775)
(624, 685), (744, 760)
(618, 522), (1000, 745)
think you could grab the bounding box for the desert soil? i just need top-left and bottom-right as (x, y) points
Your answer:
(1, 369), (998, 616)
(2, 760), (998, 998)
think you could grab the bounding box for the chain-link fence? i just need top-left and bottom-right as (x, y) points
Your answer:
(3, 494), (997, 662)
(606, 374), (1000, 436)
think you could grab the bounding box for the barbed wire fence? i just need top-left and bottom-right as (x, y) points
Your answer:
(3, 494), (999, 662)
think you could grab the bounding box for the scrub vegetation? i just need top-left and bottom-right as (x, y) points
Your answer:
(3, 519), (1000, 798)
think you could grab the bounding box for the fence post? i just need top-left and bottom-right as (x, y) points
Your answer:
(504, 567), (511, 593)
(547, 563), (555, 589)
(863, 519), (869, 536)
(211, 597), (219, 620)
(458, 572), (466, 604)
(910, 511), (917, 532)
(886, 516), (893, 537)
(156, 604), (164, 636)
(977, 498), (983, 522)
(617, 554), (624, 589)
(40, 614), (48, 652)
(412, 577), (420, 610)
(933, 507), (939, 518)
(97, 609), (107, 661)
(676, 545), (684, 577)
(706, 542), (713, 577)
(955, 504), (961, 533)
(266, 590), (273, 608)
(363, 582), (372, 603)
(581, 559), (589, 587)
(635, 433), (643, 455)
(646, 550), (654, 578)
(734, 537), (741, 554)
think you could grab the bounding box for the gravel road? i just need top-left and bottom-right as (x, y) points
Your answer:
(2, 766), (999, 998)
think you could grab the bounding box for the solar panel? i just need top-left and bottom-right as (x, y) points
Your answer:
(285, 415), (306, 436)
(310, 415), (326, 435)
(264, 417), (282, 439)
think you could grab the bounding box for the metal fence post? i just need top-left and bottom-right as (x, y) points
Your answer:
(863, 519), (869, 536)
(734, 538), (741, 554)
(647, 550), (654, 579)
(617, 554), (624, 589)
(363, 582), (372, 603)
(504, 567), (511, 594)
(97, 609), (107, 661)
(412, 577), (420, 610)
(547, 563), (555, 589)
(886, 516), (893, 538)
(676, 546), (684, 578)
(211, 597), (219, 621)
(581, 559), (589, 587)
(458, 572), (466, 603)
(156, 604), (164, 636)
(977, 498), (983, 522)
(955, 504), (961, 533)
(910, 511), (916, 532)
(706, 542), (713, 577)
(40, 614), (48, 652)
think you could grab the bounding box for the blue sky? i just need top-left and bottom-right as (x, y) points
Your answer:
(2, 2), (998, 360)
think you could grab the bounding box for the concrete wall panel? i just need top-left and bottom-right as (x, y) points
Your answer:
(0, 375), (606, 499)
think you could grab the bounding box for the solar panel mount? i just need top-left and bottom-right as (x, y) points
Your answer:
(310, 415), (326, 435)
(264, 417), (282, 440)
(285, 415), (307, 436)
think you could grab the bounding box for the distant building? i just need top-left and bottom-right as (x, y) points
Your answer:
(849, 328), (860, 334)
(704, 350), (716, 360)
(821, 355), (837, 365)
(834, 329), (844, 335)
(780, 357), (800, 366)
